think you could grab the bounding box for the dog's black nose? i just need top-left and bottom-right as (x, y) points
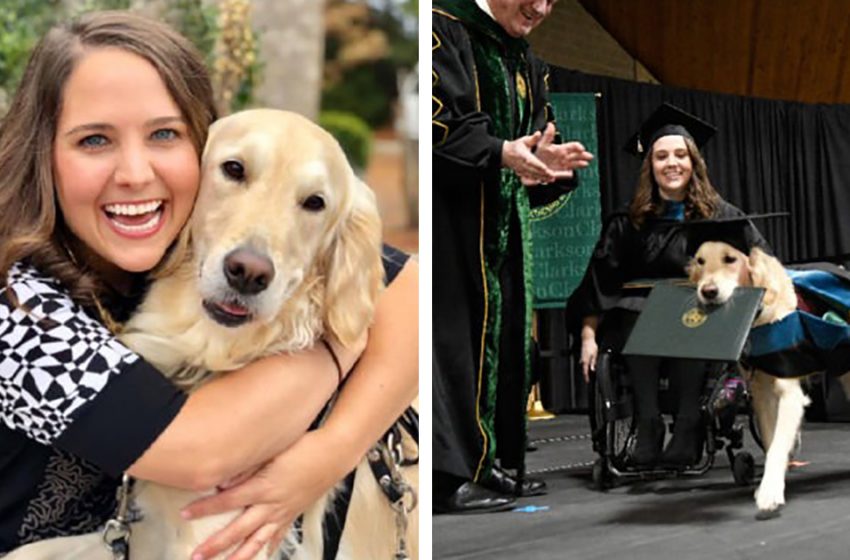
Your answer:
(700, 285), (719, 301)
(224, 248), (275, 295)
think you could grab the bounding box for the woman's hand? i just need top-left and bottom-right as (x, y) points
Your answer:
(579, 336), (597, 383)
(579, 317), (600, 383)
(182, 430), (349, 560)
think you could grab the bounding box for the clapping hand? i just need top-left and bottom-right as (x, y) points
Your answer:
(519, 123), (594, 186)
(501, 130), (554, 184)
(536, 122), (594, 174)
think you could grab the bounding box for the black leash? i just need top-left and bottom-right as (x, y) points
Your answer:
(367, 406), (419, 560)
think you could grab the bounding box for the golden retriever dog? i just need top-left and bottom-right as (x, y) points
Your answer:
(688, 241), (806, 518)
(6, 109), (418, 559)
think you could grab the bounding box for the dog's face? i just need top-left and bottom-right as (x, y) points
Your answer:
(689, 241), (796, 326)
(190, 109), (382, 345)
(688, 241), (751, 305)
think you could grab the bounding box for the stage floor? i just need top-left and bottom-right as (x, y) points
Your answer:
(433, 413), (850, 559)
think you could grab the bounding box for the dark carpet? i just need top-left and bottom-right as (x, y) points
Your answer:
(433, 414), (850, 559)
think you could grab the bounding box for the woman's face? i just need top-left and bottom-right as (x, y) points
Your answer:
(53, 47), (199, 275)
(651, 134), (693, 202)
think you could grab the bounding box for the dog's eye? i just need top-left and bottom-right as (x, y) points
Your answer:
(696, 257), (705, 266)
(301, 194), (326, 212)
(221, 160), (246, 181)
(723, 255), (737, 264)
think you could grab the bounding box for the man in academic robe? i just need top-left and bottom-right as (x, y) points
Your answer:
(433, 0), (594, 513)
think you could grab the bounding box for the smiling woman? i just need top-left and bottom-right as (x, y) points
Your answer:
(568, 102), (769, 468)
(53, 47), (199, 278)
(0, 10), (417, 559)
(649, 135), (693, 202)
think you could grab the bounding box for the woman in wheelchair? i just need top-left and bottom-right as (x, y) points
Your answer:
(568, 103), (768, 469)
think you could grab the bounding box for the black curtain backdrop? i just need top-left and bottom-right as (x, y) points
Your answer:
(549, 67), (850, 265)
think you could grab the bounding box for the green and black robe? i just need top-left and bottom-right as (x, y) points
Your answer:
(432, 0), (576, 483)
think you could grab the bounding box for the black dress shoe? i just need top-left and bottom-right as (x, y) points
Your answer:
(481, 466), (547, 497)
(433, 481), (516, 514)
(632, 416), (665, 467)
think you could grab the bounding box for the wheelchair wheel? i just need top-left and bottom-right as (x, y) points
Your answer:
(590, 351), (635, 468)
(732, 451), (755, 486)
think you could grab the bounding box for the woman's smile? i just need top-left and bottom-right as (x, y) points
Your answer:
(102, 199), (167, 237)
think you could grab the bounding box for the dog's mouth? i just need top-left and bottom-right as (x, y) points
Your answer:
(202, 298), (253, 327)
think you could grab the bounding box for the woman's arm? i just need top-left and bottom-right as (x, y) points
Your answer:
(127, 338), (360, 490)
(580, 315), (600, 383)
(180, 259), (419, 560)
(318, 258), (419, 470)
(0, 263), (358, 492)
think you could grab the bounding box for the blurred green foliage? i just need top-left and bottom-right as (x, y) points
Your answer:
(0, 0), (134, 100)
(319, 110), (373, 171)
(321, 0), (417, 129)
(0, 0), (256, 115)
(323, 61), (398, 129)
(159, 0), (217, 63)
(0, 0), (62, 97)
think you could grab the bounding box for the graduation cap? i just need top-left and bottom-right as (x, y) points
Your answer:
(683, 212), (789, 255)
(625, 102), (717, 157)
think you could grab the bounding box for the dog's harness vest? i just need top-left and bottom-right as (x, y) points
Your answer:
(279, 406), (419, 560)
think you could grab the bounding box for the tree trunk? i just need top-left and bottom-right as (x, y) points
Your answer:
(250, 0), (326, 120)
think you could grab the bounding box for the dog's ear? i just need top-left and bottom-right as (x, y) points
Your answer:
(749, 247), (796, 314)
(323, 177), (383, 347)
(749, 248), (776, 305)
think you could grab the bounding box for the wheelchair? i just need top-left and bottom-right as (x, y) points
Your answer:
(588, 347), (762, 490)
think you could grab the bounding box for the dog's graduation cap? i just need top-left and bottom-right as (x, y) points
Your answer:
(683, 212), (789, 255)
(625, 103), (717, 157)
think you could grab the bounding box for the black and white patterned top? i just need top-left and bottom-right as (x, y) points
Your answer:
(0, 262), (187, 553)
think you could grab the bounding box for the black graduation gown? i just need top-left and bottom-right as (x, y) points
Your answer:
(432, 4), (575, 481)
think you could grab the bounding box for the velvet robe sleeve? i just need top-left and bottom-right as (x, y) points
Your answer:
(432, 13), (503, 175)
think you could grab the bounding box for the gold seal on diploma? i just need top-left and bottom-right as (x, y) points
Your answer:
(682, 307), (708, 328)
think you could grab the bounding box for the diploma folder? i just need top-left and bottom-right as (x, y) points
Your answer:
(622, 283), (765, 362)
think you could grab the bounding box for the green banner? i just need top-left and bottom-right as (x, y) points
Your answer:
(530, 93), (601, 309)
